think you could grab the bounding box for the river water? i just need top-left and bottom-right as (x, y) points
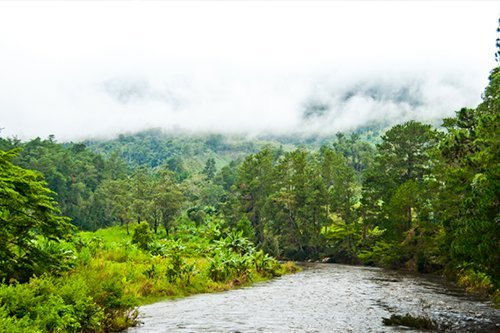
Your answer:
(126, 263), (499, 332)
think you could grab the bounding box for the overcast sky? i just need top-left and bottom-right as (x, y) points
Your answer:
(0, 1), (498, 141)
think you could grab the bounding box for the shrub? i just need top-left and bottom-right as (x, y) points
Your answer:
(253, 250), (280, 277)
(208, 248), (250, 282)
(132, 222), (154, 251)
(90, 275), (138, 331)
(0, 275), (104, 333)
(457, 267), (493, 296)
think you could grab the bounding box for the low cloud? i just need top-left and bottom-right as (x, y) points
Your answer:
(0, 1), (496, 141)
(0, 65), (489, 141)
(297, 70), (483, 134)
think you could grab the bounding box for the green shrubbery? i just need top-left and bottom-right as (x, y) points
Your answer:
(207, 230), (283, 283)
(0, 221), (296, 332)
(0, 276), (104, 333)
(132, 222), (154, 251)
(0, 142), (295, 332)
(457, 266), (494, 297)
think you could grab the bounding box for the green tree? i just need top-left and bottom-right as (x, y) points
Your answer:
(131, 167), (153, 224)
(236, 148), (274, 245)
(319, 147), (359, 259)
(203, 157), (216, 181)
(333, 132), (375, 174)
(152, 168), (184, 235)
(266, 149), (329, 259)
(439, 67), (499, 281)
(96, 178), (132, 233)
(0, 149), (74, 282)
(364, 121), (440, 237)
(359, 121), (441, 269)
(214, 160), (239, 191)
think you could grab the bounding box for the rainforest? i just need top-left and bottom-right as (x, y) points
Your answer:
(0, 66), (498, 331)
(0, 2), (499, 332)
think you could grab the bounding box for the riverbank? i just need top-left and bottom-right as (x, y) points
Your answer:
(0, 223), (298, 333)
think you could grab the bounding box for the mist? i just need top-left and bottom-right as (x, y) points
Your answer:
(0, 1), (497, 141)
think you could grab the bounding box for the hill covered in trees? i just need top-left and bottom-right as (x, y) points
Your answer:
(0, 66), (498, 331)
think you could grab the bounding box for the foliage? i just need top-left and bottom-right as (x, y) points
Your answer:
(0, 223), (295, 332)
(437, 67), (500, 286)
(0, 62), (499, 323)
(0, 275), (104, 333)
(203, 157), (217, 180)
(457, 267), (494, 297)
(0, 139), (123, 230)
(131, 222), (154, 251)
(0, 149), (75, 282)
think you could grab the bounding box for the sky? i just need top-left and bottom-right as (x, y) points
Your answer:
(0, 1), (498, 141)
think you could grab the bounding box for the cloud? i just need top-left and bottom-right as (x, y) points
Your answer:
(297, 69), (484, 134)
(0, 64), (490, 141)
(0, 1), (497, 141)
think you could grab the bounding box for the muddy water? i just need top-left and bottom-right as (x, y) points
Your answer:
(126, 263), (499, 332)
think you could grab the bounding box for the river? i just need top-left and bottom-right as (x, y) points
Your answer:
(126, 263), (499, 332)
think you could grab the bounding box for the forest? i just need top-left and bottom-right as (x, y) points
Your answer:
(0, 65), (498, 331)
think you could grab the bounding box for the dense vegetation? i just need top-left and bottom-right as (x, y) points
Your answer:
(0, 144), (296, 331)
(0, 60), (498, 332)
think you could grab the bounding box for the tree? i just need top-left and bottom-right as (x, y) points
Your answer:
(439, 67), (499, 280)
(8, 137), (110, 230)
(333, 132), (375, 174)
(96, 178), (132, 233)
(203, 157), (216, 181)
(0, 149), (74, 282)
(319, 147), (359, 258)
(152, 168), (184, 235)
(364, 121), (440, 236)
(214, 160), (239, 191)
(377, 121), (439, 186)
(358, 121), (441, 269)
(236, 148), (274, 245)
(131, 167), (153, 224)
(259, 149), (330, 259)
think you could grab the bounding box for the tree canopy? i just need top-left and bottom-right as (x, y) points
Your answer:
(0, 149), (74, 282)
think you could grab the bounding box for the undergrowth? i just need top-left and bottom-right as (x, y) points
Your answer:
(0, 221), (297, 332)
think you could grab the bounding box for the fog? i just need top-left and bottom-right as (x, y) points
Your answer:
(0, 1), (497, 141)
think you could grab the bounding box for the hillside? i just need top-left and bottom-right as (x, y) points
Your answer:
(82, 125), (384, 174)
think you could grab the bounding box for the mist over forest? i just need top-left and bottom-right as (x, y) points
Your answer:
(0, 2), (497, 141)
(0, 2), (498, 332)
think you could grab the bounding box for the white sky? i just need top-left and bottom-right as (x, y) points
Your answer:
(0, 1), (498, 140)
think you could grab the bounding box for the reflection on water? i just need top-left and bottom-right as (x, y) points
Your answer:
(126, 263), (500, 332)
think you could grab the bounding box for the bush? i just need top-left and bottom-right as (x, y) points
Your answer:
(90, 275), (138, 331)
(358, 240), (403, 268)
(214, 230), (254, 255)
(0, 305), (36, 333)
(208, 248), (250, 283)
(165, 251), (197, 285)
(0, 275), (104, 333)
(132, 222), (154, 251)
(0, 224), (294, 332)
(457, 267), (493, 296)
(253, 250), (281, 277)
